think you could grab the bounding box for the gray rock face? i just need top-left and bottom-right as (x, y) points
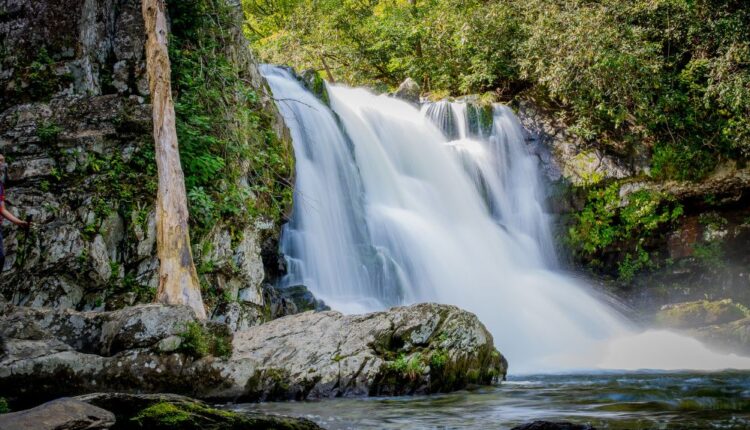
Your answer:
(0, 0), (291, 322)
(0, 302), (506, 404)
(393, 78), (421, 104)
(215, 303), (506, 400)
(515, 100), (634, 186)
(0, 398), (115, 430)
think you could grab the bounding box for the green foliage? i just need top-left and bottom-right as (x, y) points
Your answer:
(6, 47), (74, 108)
(430, 350), (448, 370)
(245, 0), (521, 95)
(169, 0), (294, 237)
(693, 241), (725, 269)
(37, 120), (63, 142)
(388, 352), (425, 381)
(569, 183), (683, 279)
(0, 397), (9, 414)
(248, 0), (750, 179)
(178, 322), (210, 358)
(177, 322), (232, 359)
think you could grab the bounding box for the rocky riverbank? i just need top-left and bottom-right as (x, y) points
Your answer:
(0, 393), (322, 430)
(0, 301), (506, 409)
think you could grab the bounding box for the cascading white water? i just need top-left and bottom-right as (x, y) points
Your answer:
(262, 65), (750, 372)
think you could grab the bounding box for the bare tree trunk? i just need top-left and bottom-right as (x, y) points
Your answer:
(142, 0), (206, 319)
(321, 54), (335, 83)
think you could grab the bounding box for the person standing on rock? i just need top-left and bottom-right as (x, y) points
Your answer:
(0, 154), (30, 272)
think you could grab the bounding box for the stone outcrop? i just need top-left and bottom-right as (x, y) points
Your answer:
(654, 299), (747, 330)
(649, 299), (750, 356)
(0, 302), (506, 406)
(515, 100), (634, 186)
(393, 78), (421, 105)
(0, 398), (115, 430)
(0, 0), (294, 326)
(213, 302), (506, 400)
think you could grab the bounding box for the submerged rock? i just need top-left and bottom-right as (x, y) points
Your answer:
(393, 77), (421, 104)
(0, 398), (115, 430)
(0, 302), (506, 405)
(511, 421), (596, 430)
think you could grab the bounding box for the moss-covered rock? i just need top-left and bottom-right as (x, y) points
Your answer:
(299, 69), (330, 106)
(654, 299), (747, 330)
(78, 393), (322, 430)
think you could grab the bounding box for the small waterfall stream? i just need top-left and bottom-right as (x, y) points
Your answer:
(262, 65), (750, 372)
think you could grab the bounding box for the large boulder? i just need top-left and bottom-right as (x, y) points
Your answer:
(393, 78), (421, 105)
(0, 302), (506, 405)
(214, 302), (507, 400)
(0, 398), (115, 430)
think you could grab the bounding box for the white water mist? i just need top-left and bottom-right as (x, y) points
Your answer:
(262, 65), (750, 372)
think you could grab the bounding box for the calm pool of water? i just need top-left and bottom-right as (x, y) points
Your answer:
(232, 372), (750, 429)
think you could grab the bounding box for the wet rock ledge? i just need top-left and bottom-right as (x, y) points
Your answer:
(0, 301), (507, 407)
(0, 393), (322, 430)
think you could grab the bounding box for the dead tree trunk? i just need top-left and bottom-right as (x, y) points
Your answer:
(142, 0), (207, 319)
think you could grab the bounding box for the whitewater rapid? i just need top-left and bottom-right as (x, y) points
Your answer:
(262, 65), (750, 373)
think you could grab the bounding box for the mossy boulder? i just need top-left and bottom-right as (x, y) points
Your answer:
(654, 299), (747, 329)
(1, 303), (506, 405)
(76, 393), (322, 430)
(299, 69), (330, 106)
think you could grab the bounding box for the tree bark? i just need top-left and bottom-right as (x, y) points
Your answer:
(142, 0), (207, 319)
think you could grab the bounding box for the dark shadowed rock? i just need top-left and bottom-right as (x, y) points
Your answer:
(76, 393), (323, 430)
(0, 398), (115, 430)
(279, 285), (330, 313)
(511, 421), (596, 430)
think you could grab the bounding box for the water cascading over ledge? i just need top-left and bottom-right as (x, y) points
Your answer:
(261, 65), (750, 373)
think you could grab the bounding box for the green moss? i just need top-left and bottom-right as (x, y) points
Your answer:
(133, 402), (191, 426)
(177, 322), (232, 359)
(301, 70), (330, 105)
(654, 299), (746, 329)
(129, 399), (318, 429)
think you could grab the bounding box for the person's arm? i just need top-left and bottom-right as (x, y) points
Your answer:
(0, 201), (29, 227)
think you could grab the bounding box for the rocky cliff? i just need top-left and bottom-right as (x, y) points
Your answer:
(0, 0), (293, 324)
(517, 100), (750, 314)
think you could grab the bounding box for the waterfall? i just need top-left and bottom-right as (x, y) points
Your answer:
(262, 65), (750, 373)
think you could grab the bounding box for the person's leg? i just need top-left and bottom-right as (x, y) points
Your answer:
(0, 228), (5, 272)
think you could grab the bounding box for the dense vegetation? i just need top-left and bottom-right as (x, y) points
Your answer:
(169, 0), (294, 238)
(244, 0), (749, 181)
